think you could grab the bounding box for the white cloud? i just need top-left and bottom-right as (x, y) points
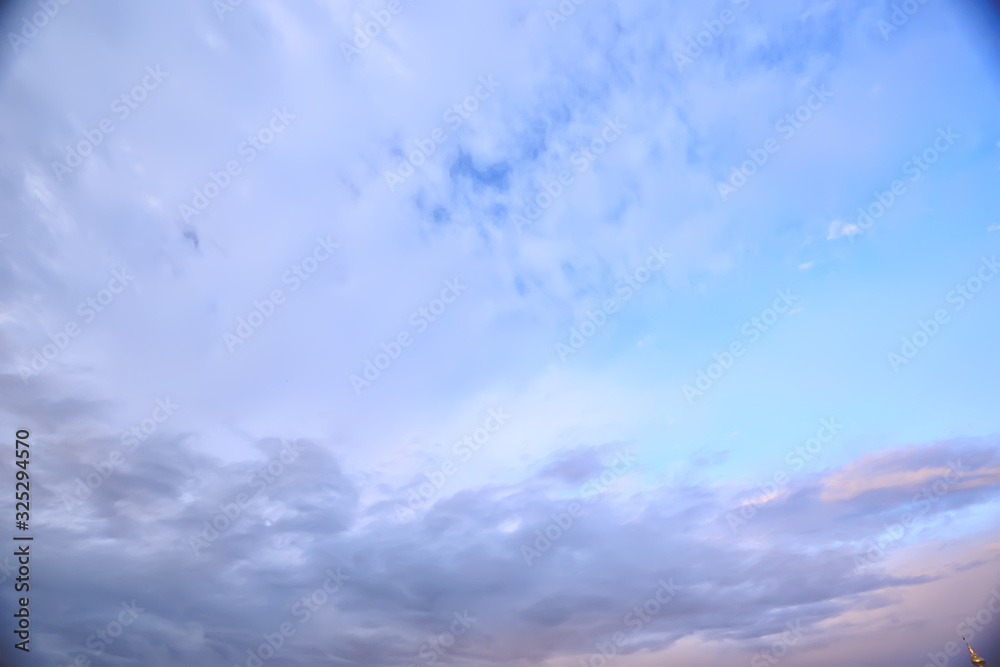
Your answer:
(827, 219), (860, 240)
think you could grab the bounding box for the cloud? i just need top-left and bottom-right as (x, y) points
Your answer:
(4, 372), (997, 667)
(827, 218), (860, 240)
(3, 0), (1000, 665)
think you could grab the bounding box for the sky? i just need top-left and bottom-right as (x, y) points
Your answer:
(0, 0), (999, 665)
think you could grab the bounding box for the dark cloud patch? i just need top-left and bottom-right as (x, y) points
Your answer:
(2, 412), (995, 666)
(536, 442), (630, 483)
(690, 447), (730, 468)
(449, 150), (511, 194)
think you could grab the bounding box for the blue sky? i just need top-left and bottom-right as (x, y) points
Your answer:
(1, 0), (999, 665)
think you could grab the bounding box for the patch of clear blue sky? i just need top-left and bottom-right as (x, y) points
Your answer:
(555, 12), (1000, 484)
